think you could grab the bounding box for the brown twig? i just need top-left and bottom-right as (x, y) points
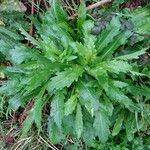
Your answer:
(86, 0), (112, 10)
(43, 0), (49, 10)
(18, 100), (34, 124)
(68, 0), (112, 19)
(64, 0), (76, 16)
(29, 0), (34, 36)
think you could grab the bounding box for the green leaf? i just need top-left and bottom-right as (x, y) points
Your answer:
(9, 46), (32, 64)
(0, 26), (22, 40)
(112, 111), (125, 136)
(106, 60), (132, 74)
(51, 91), (65, 129)
(96, 16), (121, 53)
(130, 7), (150, 34)
(113, 0), (124, 7)
(64, 94), (78, 116)
(24, 69), (50, 94)
(106, 84), (133, 108)
(0, 0), (26, 12)
(90, 60), (132, 76)
(75, 42), (96, 64)
(48, 118), (63, 144)
(52, 0), (67, 22)
(82, 20), (96, 50)
(21, 109), (34, 137)
(41, 40), (61, 61)
(77, 0), (86, 29)
(96, 71), (108, 88)
(63, 115), (75, 135)
(101, 95), (114, 117)
(34, 87), (46, 130)
(9, 94), (22, 111)
(100, 31), (131, 60)
(0, 42), (33, 65)
(75, 104), (83, 139)
(130, 71), (149, 77)
(116, 47), (149, 60)
(83, 122), (95, 146)
(113, 80), (128, 88)
(78, 81), (100, 116)
(125, 114), (136, 141)
(9, 89), (40, 111)
(93, 110), (110, 142)
(127, 86), (150, 100)
(47, 65), (83, 92)
(19, 26), (39, 46)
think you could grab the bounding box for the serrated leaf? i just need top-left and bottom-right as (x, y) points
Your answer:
(41, 40), (61, 61)
(112, 111), (125, 136)
(130, 71), (149, 77)
(93, 110), (110, 142)
(106, 60), (132, 74)
(8, 94), (23, 111)
(24, 69), (50, 94)
(125, 114), (136, 141)
(77, 0), (86, 29)
(34, 87), (46, 130)
(116, 47), (149, 60)
(96, 16), (121, 53)
(83, 122), (95, 146)
(21, 109), (34, 137)
(40, 21), (73, 46)
(0, 26), (22, 40)
(82, 20), (96, 50)
(100, 31), (132, 60)
(48, 117), (63, 144)
(47, 65), (83, 92)
(96, 72), (108, 91)
(9, 46), (32, 64)
(19, 26), (39, 46)
(64, 94), (78, 116)
(78, 81), (100, 116)
(0, 43), (32, 65)
(90, 60), (132, 76)
(0, 79), (20, 96)
(113, 80), (128, 88)
(75, 42), (96, 64)
(51, 91), (65, 129)
(106, 84), (133, 108)
(75, 104), (83, 139)
(63, 115), (75, 135)
(9, 88), (40, 111)
(130, 7), (150, 34)
(102, 95), (114, 116)
(52, 0), (67, 22)
(127, 86), (150, 100)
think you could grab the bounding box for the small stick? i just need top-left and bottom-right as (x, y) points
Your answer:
(29, 0), (35, 36)
(43, 0), (49, 10)
(86, 0), (111, 11)
(68, 0), (112, 19)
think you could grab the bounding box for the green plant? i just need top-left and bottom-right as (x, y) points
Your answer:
(0, 0), (150, 148)
(0, 0), (26, 12)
